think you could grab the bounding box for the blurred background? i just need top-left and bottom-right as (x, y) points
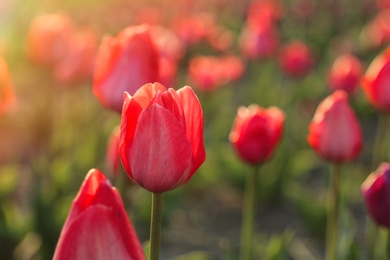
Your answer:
(0, 0), (388, 259)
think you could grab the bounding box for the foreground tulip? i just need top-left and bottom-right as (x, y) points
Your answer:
(93, 24), (160, 113)
(361, 46), (390, 112)
(362, 163), (390, 228)
(308, 90), (362, 163)
(119, 82), (205, 193)
(328, 54), (362, 94)
(229, 104), (284, 260)
(0, 56), (14, 115)
(229, 105), (284, 165)
(53, 169), (145, 260)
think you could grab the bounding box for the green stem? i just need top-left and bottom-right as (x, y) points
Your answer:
(149, 192), (164, 260)
(240, 166), (258, 260)
(325, 163), (341, 260)
(387, 229), (390, 260)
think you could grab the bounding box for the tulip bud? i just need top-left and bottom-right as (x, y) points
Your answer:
(361, 163), (390, 228)
(119, 82), (206, 193)
(328, 54), (363, 94)
(308, 90), (363, 163)
(361, 46), (390, 112)
(278, 40), (314, 78)
(93, 24), (160, 113)
(229, 105), (284, 165)
(53, 169), (145, 260)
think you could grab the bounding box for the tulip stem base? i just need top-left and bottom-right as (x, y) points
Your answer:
(240, 166), (258, 260)
(325, 163), (341, 260)
(149, 192), (164, 260)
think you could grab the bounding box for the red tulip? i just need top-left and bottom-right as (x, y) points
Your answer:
(361, 46), (390, 112)
(26, 13), (74, 66)
(107, 126), (121, 177)
(247, 0), (284, 24)
(93, 24), (160, 113)
(328, 54), (363, 94)
(360, 10), (390, 50)
(278, 40), (314, 78)
(308, 90), (362, 163)
(53, 169), (145, 260)
(240, 19), (279, 60)
(119, 82), (205, 193)
(0, 56), (15, 115)
(361, 163), (390, 228)
(229, 105), (284, 165)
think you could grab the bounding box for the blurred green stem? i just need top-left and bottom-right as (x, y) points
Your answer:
(149, 192), (164, 260)
(387, 229), (390, 260)
(325, 163), (341, 260)
(240, 166), (259, 260)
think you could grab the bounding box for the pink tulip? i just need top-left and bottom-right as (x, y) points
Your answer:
(362, 163), (390, 228)
(361, 46), (390, 112)
(328, 54), (363, 94)
(229, 105), (284, 165)
(308, 90), (363, 163)
(119, 82), (205, 193)
(93, 24), (160, 113)
(53, 169), (145, 260)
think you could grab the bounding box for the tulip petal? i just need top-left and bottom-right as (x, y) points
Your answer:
(177, 86), (206, 178)
(128, 104), (192, 193)
(132, 82), (167, 109)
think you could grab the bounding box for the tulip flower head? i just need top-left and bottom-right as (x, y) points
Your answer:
(328, 54), (363, 94)
(361, 46), (390, 112)
(53, 169), (145, 260)
(361, 163), (390, 228)
(119, 82), (206, 193)
(308, 90), (363, 163)
(278, 40), (314, 78)
(93, 24), (160, 113)
(229, 105), (285, 165)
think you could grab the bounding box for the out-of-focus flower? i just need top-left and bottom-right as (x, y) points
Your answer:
(188, 55), (244, 93)
(247, 0), (284, 24)
(278, 40), (314, 78)
(107, 126), (121, 177)
(93, 24), (160, 113)
(360, 9), (390, 50)
(308, 90), (362, 163)
(53, 169), (145, 260)
(151, 25), (185, 62)
(206, 26), (234, 52)
(362, 46), (390, 112)
(361, 163), (390, 228)
(229, 105), (284, 165)
(119, 83), (205, 193)
(54, 28), (98, 84)
(26, 13), (74, 66)
(328, 54), (363, 94)
(0, 56), (15, 115)
(376, 0), (390, 10)
(240, 20), (279, 60)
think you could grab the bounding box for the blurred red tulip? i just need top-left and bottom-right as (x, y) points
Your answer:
(278, 40), (314, 78)
(0, 56), (15, 115)
(308, 90), (362, 163)
(361, 163), (390, 228)
(206, 26), (234, 52)
(26, 13), (74, 66)
(93, 24), (160, 113)
(247, 0), (284, 25)
(151, 25), (185, 62)
(376, 0), (390, 10)
(107, 126), (121, 177)
(53, 169), (145, 260)
(119, 82), (205, 193)
(54, 29), (98, 84)
(188, 56), (226, 92)
(229, 105), (284, 165)
(328, 54), (363, 94)
(240, 20), (279, 59)
(362, 46), (390, 112)
(221, 55), (245, 82)
(360, 10), (390, 50)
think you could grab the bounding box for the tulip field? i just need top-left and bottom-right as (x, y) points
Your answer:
(2, 0), (390, 259)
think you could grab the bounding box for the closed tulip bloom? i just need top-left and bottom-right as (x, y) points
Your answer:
(93, 24), (160, 113)
(308, 90), (363, 163)
(361, 47), (390, 112)
(119, 82), (205, 193)
(328, 54), (363, 94)
(0, 56), (15, 115)
(361, 163), (390, 228)
(279, 40), (314, 78)
(53, 169), (145, 260)
(229, 105), (284, 165)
